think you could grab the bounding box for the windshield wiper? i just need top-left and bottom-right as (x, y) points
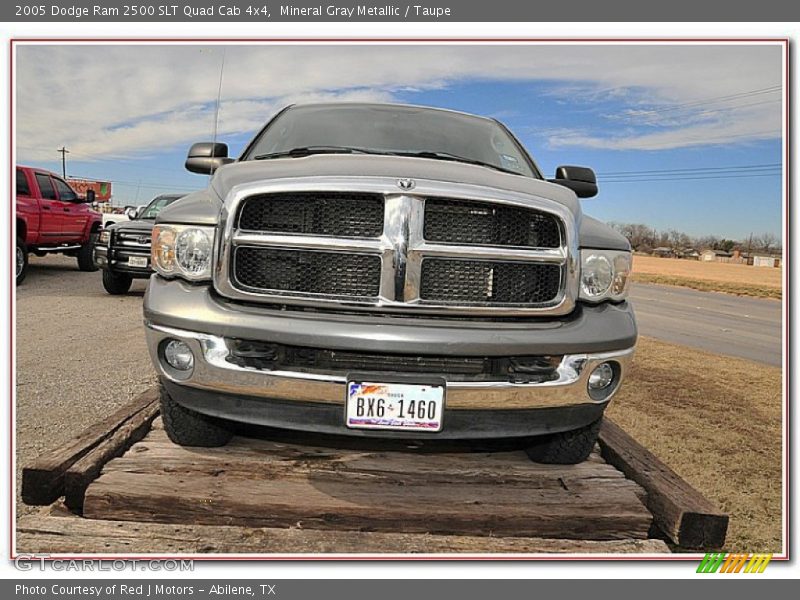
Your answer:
(252, 146), (374, 160)
(252, 146), (522, 175)
(386, 150), (521, 175)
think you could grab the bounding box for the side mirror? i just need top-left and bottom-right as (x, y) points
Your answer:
(185, 142), (233, 174)
(548, 165), (598, 198)
(85, 189), (96, 203)
(124, 207), (139, 220)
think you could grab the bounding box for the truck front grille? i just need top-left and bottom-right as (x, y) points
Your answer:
(420, 259), (562, 305)
(220, 180), (574, 316)
(238, 192), (384, 238)
(233, 247), (382, 299)
(424, 198), (561, 248)
(113, 229), (151, 254)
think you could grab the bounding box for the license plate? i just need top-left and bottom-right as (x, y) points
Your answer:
(346, 381), (445, 432)
(128, 256), (148, 268)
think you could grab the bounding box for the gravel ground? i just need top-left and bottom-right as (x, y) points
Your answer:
(15, 254), (157, 517)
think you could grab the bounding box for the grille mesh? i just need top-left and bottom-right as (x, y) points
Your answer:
(424, 198), (561, 248)
(224, 339), (562, 382)
(238, 192), (384, 237)
(420, 259), (561, 305)
(234, 247), (381, 298)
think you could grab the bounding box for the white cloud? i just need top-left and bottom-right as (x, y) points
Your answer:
(15, 43), (782, 161)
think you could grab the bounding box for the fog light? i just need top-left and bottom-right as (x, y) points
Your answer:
(164, 339), (194, 371)
(588, 362), (614, 390)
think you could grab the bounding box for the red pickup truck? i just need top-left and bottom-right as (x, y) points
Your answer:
(16, 165), (103, 284)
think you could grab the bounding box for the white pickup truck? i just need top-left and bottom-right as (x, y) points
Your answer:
(101, 206), (142, 229)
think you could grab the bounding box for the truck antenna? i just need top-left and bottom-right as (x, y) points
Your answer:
(210, 47), (226, 180)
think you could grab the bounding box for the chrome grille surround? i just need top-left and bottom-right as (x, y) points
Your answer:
(215, 176), (579, 316)
(113, 229), (152, 254)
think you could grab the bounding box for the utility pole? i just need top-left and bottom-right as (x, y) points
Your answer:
(57, 146), (70, 178)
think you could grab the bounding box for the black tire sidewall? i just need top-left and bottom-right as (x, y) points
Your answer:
(16, 237), (28, 285)
(102, 269), (133, 295)
(77, 232), (99, 272)
(525, 417), (603, 465)
(159, 383), (232, 447)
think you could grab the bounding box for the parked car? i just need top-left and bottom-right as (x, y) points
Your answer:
(95, 194), (185, 294)
(144, 103), (635, 464)
(101, 206), (141, 229)
(16, 165), (103, 284)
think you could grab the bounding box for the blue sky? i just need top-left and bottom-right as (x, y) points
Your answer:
(16, 44), (783, 241)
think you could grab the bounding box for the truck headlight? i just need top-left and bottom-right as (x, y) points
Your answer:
(580, 249), (631, 302)
(99, 230), (111, 245)
(152, 224), (215, 281)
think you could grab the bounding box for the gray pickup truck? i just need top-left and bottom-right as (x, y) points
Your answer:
(144, 103), (635, 464)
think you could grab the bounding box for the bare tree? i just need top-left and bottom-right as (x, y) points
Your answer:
(756, 232), (777, 254)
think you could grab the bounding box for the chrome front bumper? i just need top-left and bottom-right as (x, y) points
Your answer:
(145, 321), (634, 412)
(143, 277), (636, 437)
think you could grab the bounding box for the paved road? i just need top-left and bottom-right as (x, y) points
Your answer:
(629, 283), (782, 366)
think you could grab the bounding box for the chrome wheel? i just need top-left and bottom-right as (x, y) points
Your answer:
(16, 245), (24, 278)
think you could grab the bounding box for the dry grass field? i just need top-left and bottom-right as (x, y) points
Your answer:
(632, 255), (782, 299)
(610, 336), (783, 553)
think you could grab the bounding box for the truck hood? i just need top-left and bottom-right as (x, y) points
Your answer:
(209, 154), (581, 215)
(158, 154), (628, 250)
(107, 219), (154, 233)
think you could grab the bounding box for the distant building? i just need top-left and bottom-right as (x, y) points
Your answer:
(751, 255), (781, 268)
(730, 249), (748, 264)
(652, 247), (674, 258)
(701, 249), (733, 263)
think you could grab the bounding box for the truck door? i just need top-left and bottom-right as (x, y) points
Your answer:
(32, 172), (66, 242)
(53, 176), (87, 242)
(16, 169), (38, 244)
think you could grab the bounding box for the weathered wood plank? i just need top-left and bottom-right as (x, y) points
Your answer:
(63, 401), (160, 511)
(21, 389), (159, 505)
(82, 417), (653, 541)
(126, 425), (628, 482)
(16, 515), (670, 554)
(97, 456), (640, 494)
(598, 418), (728, 549)
(103, 449), (628, 487)
(84, 466), (652, 540)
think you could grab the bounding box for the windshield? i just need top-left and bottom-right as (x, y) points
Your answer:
(243, 104), (538, 178)
(139, 195), (182, 220)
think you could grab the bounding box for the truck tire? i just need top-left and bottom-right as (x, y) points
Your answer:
(16, 237), (28, 285)
(160, 383), (233, 447)
(77, 232), (99, 272)
(525, 418), (602, 465)
(102, 270), (133, 295)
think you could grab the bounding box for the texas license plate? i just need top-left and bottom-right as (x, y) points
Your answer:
(128, 256), (148, 268)
(346, 381), (445, 432)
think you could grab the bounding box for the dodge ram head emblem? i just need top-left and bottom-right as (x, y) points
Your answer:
(397, 178), (416, 191)
(137, 235), (150, 244)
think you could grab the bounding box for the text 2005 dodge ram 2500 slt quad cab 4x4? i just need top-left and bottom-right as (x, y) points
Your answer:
(144, 103), (636, 464)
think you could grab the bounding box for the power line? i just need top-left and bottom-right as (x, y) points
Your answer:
(66, 174), (202, 192)
(599, 165), (781, 180)
(599, 162), (781, 176)
(620, 85), (781, 118)
(688, 98), (782, 117)
(601, 172), (781, 184)
(17, 147), (187, 174)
